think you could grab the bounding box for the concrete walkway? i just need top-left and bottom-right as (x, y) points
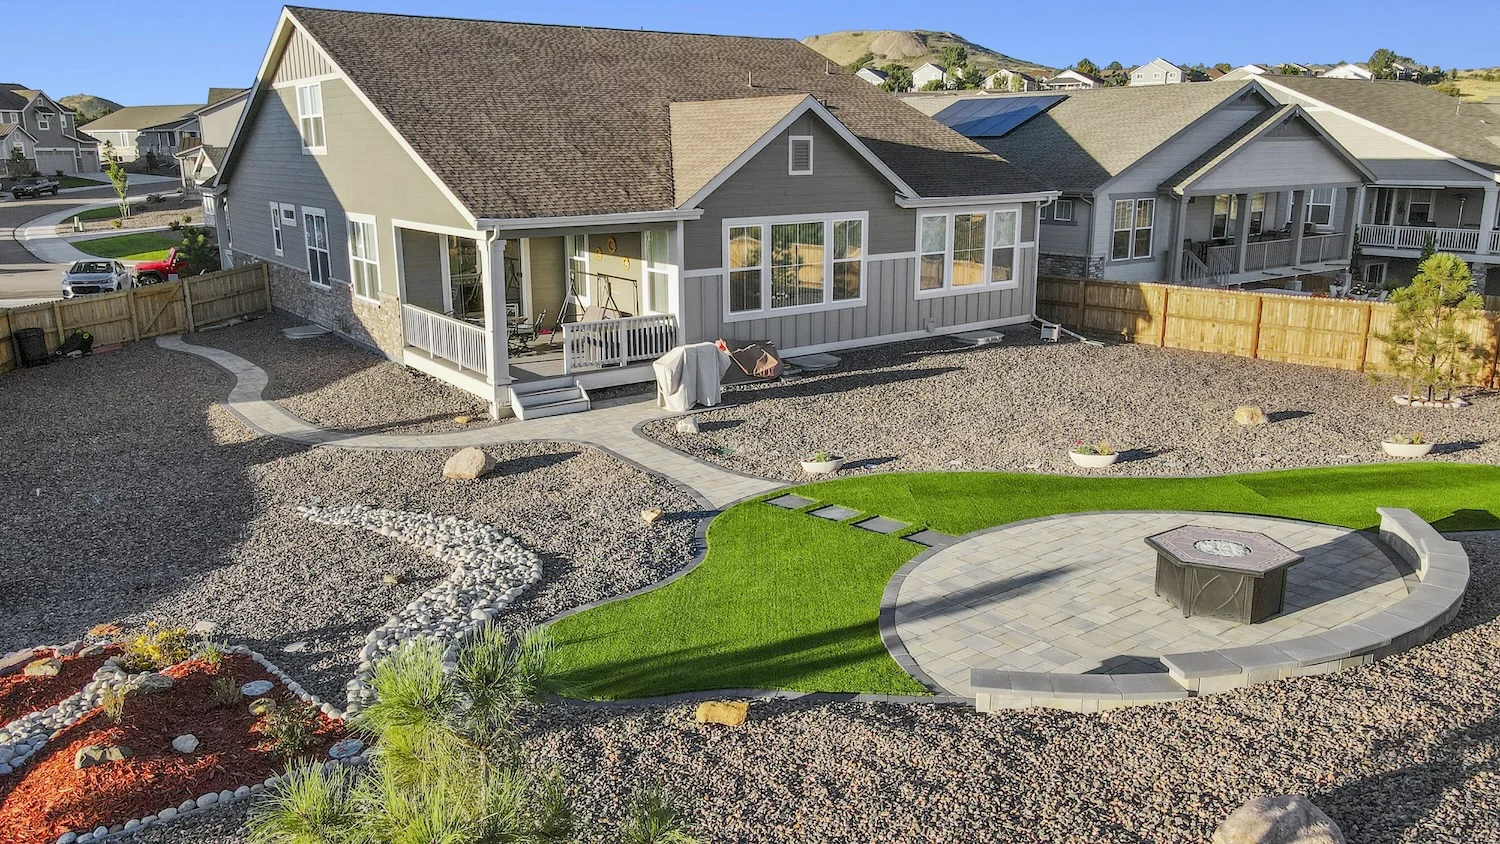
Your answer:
(17, 192), (171, 265)
(159, 335), (780, 510)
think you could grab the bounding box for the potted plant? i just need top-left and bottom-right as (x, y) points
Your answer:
(800, 450), (846, 474)
(1068, 438), (1119, 468)
(1381, 432), (1435, 458)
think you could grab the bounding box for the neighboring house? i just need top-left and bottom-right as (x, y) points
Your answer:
(1261, 76), (1500, 290)
(1388, 62), (1423, 82)
(908, 81), (1374, 288)
(210, 7), (1056, 419)
(1216, 64), (1269, 83)
(176, 88), (250, 198)
(912, 63), (948, 90)
(1322, 63), (1373, 80)
(1, 124), (38, 177)
(984, 69), (1040, 92)
(1040, 69), (1104, 90)
(855, 67), (888, 86)
(0, 83), (99, 174)
(81, 104), (202, 163)
(1130, 58), (1186, 86)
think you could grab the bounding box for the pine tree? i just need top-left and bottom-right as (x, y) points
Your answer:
(1378, 253), (1485, 402)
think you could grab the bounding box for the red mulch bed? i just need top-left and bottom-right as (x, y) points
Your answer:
(0, 648), (118, 726)
(0, 655), (344, 844)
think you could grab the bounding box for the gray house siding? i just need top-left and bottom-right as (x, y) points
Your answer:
(683, 115), (915, 269)
(399, 230), (444, 312)
(226, 57), (472, 356)
(1187, 121), (1365, 194)
(199, 98), (247, 147)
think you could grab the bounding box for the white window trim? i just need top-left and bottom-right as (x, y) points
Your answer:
(346, 212), (380, 304)
(1110, 198), (1155, 262)
(1052, 199), (1074, 223)
(280, 202), (297, 227)
(269, 201), (284, 257)
(788, 135), (814, 175)
(36, 112), (50, 131)
(721, 210), (869, 323)
(1306, 188), (1336, 229)
(913, 206), (1028, 299)
(296, 82), (326, 155)
(642, 229), (672, 315)
(1404, 189), (1436, 225)
(303, 206), (331, 287)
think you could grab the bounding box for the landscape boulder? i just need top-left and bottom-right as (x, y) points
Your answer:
(641, 508), (664, 524)
(1212, 795), (1346, 844)
(694, 701), (749, 727)
(172, 734), (199, 754)
(675, 416), (701, 434)
(0, 650), (33, 677)
(443, 447), (496, 480)
(129, 673), (174, 694)
(23, 658), (62, 677)
(240, 679), (274, 697)
(75, 745), (133, 770)
(1234, 405), (1269, 427)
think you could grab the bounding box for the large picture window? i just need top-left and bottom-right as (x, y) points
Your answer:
(347, 214), (379, 301)
(296, 83), (326, 153)
(916, 208), (1024, 294)
(724, 214), (866, 317)
(1112, 198), (1154, 261)
(303, 207), (331, 286)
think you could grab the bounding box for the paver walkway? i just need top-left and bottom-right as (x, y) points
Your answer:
(159, 335), (779, 510)
(888, 511), (1411, 696)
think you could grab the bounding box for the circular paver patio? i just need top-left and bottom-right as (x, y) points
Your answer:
(888, 512), (1413, 696)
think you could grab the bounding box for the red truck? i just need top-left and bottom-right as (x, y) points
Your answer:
(133, 247), (188, 285)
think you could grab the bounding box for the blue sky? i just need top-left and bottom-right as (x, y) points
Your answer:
(11, 0), (1499, 105)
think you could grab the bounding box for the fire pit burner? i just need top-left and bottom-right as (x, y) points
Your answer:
(1193, 539), (1251, 557)
(1147, 526), (1304, 624)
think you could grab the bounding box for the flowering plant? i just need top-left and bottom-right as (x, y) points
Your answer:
(1071, 438), (1116, 456)
(1385, 432), (1426, 445)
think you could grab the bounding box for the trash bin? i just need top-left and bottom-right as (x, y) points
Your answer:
(15, 327), (49, 367)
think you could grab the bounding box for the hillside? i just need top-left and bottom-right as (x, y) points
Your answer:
(1455, 69), (1500, 103)
(58, 94), (121, 121)
(802, 30), (1053, 77)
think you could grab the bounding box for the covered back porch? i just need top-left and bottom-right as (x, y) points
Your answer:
(390, 220), (681, 416)
(1172, 186), (1360, 287)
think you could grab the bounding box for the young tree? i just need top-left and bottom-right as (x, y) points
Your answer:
(1378, 253), (1485, 402)
(939, 44), (969, 70)
(1008, 72), (1027, 93)
(104, 144), (129, 218)
(5, 146), (27, 179)
(1278, 63), (1304, 76)
(879, 63), (913, 92)
(958, 64), (988, 90)
(920, 77), (947, 92)
(143, 149), (159, 174)
(1419, 233), (1437, 265)
(178, 226), (221, 277)
(1074, 57), (1100, 77)
(1214, 62), (1233, 74)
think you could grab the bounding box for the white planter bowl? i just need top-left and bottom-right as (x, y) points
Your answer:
(1381, 441), (1435, 458)
(1068, 451), (1119, 469)
(800, 456), (845, 475)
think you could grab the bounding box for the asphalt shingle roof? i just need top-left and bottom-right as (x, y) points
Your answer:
(669, 94), (809, 205)
(965, 82), (1263, 192)
(79, 104), (202, 132)
(281, 7), (1045, 219)
(1266, 76), (1500, 172)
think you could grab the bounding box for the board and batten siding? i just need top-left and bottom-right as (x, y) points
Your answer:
(1186, 119), (1365, 195)
(272, 27), (336, 85)
(682, 251), (1036, 353)
(683, 114), (918, 269)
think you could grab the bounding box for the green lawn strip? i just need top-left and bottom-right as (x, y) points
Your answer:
(551, 503), (929, 700)
(550, 464), (1500, 700)
(71, 205), (127, 222)
(74, 231), (178, 261)
(56, 175), (104, 189)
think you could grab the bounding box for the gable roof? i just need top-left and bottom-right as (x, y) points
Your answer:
(971, 82), (1268, 192)
(1045, 69), (1104, 86)
(207, 87), (246, 106)
(0, 86), (32, 111)
(232, 7), (1043, 221)
(80, 104), (203, 132)
(1162, 104), (1375, 194)
(670, 95), (807, 204)
(0, 123), (37, 143)
(1263, 76), (1500, 173)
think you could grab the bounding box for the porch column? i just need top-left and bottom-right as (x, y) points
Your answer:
(210, 192), (232, 269)
(1234, 193), (1252, 274)
(1168, 196), (1189, 283)
(1290, 190), (1307, 265)
(1480, 184), (1499, 256)
(479, 235), (511, 417)
(1344, 187), (1362, 260)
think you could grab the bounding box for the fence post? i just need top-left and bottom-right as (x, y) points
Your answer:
(182, 277), (196, 333)
(1076, 278), (1088, 329)
(1158, 287), (1170, 347)
(1247, 294), (1264, 359)
(127, 287), (141, 342)
(1355, 303), (1373, 373)
(51, 301), (65, 346)
(260, 262), (273, 313)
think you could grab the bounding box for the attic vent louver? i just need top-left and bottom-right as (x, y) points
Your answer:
(789, 136), (813, 175)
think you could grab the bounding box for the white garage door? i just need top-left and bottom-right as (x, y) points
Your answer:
(35, 150), (77, 175)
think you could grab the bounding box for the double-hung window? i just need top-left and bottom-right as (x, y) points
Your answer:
(37, 112), (50, 131)
(269, 202), (284, 256)
(918, 208), (1022, 293)
(1111, 198), (1154, 261)
(1307, 188), (1335, 227)
(347, 214), (379, 301)
(724, 213), (865, 318)
(643, 229), (671, 313)
(296, 83), (326, 153)
(303, 207), (331, 286)
(1051, 199), (1074, 223)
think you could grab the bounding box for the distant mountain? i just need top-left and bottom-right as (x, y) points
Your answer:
(58, 94), (122, 122)
(802, 30), (1054, 78)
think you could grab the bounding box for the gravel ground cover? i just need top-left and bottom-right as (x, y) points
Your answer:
(643, 328), (1500, 482)
(0, 341), (697, 710)
(129, 535), (1500, 844)
(189, 312), (489, 434)
(65, 196), (201, 233)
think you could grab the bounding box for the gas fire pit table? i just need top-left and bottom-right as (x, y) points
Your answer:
(1146, 525), (1304, 624)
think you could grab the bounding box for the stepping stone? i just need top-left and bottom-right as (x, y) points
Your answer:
(904, 530), (958, 548)
(810, 505), (860, 522)
(854, 516), (908, 535)
(282, 324), (331, 340)
(785, 352), (840, 372)
(766, 493), (816, 510)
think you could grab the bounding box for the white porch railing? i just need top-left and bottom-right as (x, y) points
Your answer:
(561, 313), (676, 374)
(1492, 230), (1500, 254)
(402, 304), (489, 376)
(1244, 238), (1293, 272)
(1299, 233), (1346, 264)
(1359, 224), (1484, 254)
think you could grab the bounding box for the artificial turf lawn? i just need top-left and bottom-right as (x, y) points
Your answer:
(549, 463), (1500, 700)
(74, 231), (178, 261)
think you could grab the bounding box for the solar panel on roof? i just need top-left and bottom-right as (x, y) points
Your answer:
(932, 95), (1064, 138)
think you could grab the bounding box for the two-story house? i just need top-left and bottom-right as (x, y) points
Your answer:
(81, 104), (202, 164)
(1130, 58), (1186, 86)
(1040, 70), (1104, 91)
(1260, 76), (1500, 291)
(177, 88), (251, 200)
(209, 7), (1056, 420)
(0, 84), (100, 175)
(908, 81), (1374, 288)
(912, 63), (949, 90)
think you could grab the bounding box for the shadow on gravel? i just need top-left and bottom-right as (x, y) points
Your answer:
(1267, 410), (1314, 423)
(1431, 440), (1484, 455)
(493, 450), (581, 475)
(1115, 448), (1161, 463)
(725, 365), (965, 404)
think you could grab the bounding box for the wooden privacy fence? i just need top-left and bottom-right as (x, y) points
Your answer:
(1037, 277), (1500, 387)
(0, 263), (270, 375)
